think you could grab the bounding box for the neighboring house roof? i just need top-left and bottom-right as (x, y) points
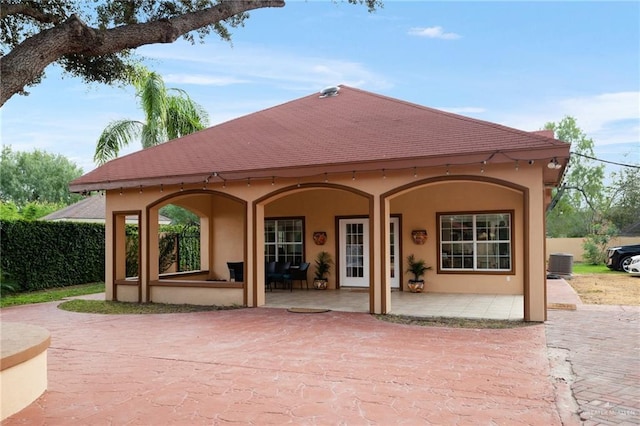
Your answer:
(42, 195), (171, 224)
(70, 85), (569, 192)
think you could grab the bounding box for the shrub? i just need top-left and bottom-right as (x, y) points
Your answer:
(0, 268), (19, 294)
(0, 220), (105, 291)
(1, 220), (201, 291)
(581, 222), (617, 265)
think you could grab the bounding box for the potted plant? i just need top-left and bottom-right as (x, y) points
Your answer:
(313, 251), (333, 290)
(406, 254), (431, 293)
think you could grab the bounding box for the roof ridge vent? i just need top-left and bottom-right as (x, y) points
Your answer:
(319, 85), (340, 98)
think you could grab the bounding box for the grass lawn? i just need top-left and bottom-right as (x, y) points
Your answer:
(572, 262), (619, 274)
(0, 282), (105, 308)
(59, 299), (241, 314)
(1, 282), (240, 314)
(376, 315), (534, 329)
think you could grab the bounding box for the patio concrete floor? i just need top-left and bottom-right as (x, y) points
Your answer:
(265, 289), (524, 320)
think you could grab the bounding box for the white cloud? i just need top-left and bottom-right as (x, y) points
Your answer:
(408, 26), (461, 40)
(438, 106), (486, 114)
(163, 74), (249, 86)
(557, 92), (639, 136)
(138, 42), (392, 92)
(484, 91), (640, 153)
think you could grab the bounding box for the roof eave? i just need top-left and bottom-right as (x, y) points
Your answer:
(69, 145), (570, 193)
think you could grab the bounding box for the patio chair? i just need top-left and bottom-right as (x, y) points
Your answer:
(227, 262), (244, 282)
(289, 262), (310, 290)
(265, 261), (277, 291)
(268, 261), (291, 291)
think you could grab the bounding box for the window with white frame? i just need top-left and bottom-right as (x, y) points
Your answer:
(438, 212), (512, 272)
(264, 218), (304, 265)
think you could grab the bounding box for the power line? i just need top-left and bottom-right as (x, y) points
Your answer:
(570, 151), (640, 169)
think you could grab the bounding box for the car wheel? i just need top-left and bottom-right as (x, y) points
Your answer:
(620, 256), (633, 272)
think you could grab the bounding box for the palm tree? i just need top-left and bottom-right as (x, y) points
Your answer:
(94, 67), (209, 165)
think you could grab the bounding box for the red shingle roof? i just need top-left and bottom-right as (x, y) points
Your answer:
(70, 85), (569, 192)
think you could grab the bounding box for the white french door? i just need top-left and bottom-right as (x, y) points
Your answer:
(339, 217), (400, 288)
(389, 217), (400, 289)
(339, 218), (370, 287)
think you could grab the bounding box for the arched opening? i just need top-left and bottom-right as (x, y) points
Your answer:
(254, 183), (375, 312)
(382, 175), (529, 320)
(157, 204), (200, 275)
(144, 189), (248, 306)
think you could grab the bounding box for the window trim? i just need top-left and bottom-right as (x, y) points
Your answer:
(436, 210), (515, 275)
(264, 216), (306, 265)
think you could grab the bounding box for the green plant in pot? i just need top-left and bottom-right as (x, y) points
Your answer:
(313, 251), (333, 290)
(406, 254), (431, 293)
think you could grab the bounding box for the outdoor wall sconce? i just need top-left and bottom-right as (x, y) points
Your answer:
(547, 157), (562, 169)
(313, 231), (327, 245)
(411, 229), (428, 245)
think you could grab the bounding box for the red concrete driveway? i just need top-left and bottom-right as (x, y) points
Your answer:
(545, 279), (640, 425)
(1, 301), (561, 425)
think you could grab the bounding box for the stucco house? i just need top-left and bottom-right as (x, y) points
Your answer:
(70, 86), (569, 321)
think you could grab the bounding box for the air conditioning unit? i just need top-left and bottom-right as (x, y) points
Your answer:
(548, 253), (573, 277)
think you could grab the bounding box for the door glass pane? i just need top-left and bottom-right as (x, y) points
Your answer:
(346, 223), (364, 278)
(390, 221), (395, 279)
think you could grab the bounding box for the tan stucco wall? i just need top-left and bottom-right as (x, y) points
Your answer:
(546, 237), (640, 262)
(150, 286), (243, 306)
(392, 181), (524, 294)
(210, 195), (245, 281)
(114, 284), (139, 303)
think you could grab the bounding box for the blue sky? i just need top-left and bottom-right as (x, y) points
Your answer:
(1, 1), (638, 176)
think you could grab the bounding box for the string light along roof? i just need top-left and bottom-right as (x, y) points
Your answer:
(70, 85), (569, 192)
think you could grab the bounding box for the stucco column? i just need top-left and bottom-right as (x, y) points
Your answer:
(371, 195), (382, 314)
(148, 209), (159, 283)
(140, 209), (150, 303)
(381, 197), (392, 315)
(247, 201), (259, 307)
(200, 216), (210, 274)
(526, 185), (546, 321)
(105, 213), (118, 301)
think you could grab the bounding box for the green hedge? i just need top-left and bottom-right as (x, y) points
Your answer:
(1, 220), (105, 291)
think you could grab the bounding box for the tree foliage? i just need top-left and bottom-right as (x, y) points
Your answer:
(159, 204), (200, 225)
(606, 164), (640, 234)
(546, 116), (640, 255)
(0, 146), (83, 206)
(94, 67), (209, 164)
(0, 200), (66, 221)
(582, 222), (617, 265)
(0, 201), (20, 220)
(545, 116), (606, 237)
(0, 0), (381, 106)
(546, 117), (605, 211)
